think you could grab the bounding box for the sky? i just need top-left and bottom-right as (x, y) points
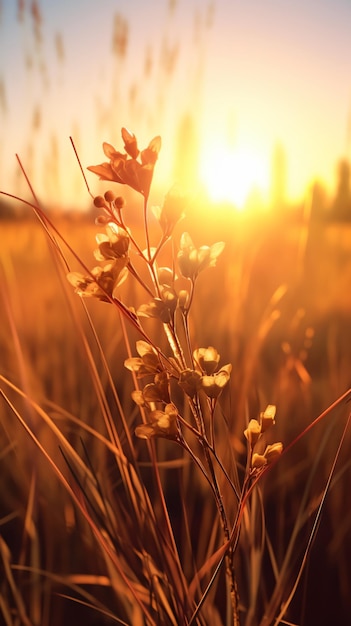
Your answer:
(0, 0), (351, 210)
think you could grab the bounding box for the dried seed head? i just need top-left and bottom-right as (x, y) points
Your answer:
(94, 195), (106, 208)
(115, 196), (125, 209)
(104, 190), (115, 203)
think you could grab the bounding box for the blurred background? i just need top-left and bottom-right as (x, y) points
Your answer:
(1, 1), (351, 625)
(1, 0), (351, 212)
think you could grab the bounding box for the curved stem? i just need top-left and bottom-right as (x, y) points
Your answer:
(187, 398), (239, 625)
(151, 233), (169, 264)
(203, 441), (239, 625)
(127, 261), (155, 298)
(163, 321), (187, 370)
(144, 195), (152, 261)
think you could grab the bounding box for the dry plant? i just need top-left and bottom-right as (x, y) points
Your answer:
(1, 128), (351, 626)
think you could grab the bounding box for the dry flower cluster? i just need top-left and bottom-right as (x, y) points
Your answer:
(67, 128), (283, 625)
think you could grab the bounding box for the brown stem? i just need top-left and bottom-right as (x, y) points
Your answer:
(189, 397), (240, 624)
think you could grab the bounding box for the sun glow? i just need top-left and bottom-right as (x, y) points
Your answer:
(199, 141), (269, 210)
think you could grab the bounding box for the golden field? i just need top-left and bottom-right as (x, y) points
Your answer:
(1, 200), (351, 626)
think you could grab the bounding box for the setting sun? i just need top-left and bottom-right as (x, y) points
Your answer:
(199, 141), (269, 210)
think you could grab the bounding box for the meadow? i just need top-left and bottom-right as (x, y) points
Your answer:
(1, 178), (351, 625)
(1, 1), (351, 623)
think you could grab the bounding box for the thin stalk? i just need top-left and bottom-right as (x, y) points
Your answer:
(197, 409), (239, 624)
(209, 400), (216, 451)
(181, 392), (240, 622)
(126, 260), (155, 298)
(143, 195), (152, 262)
(272, 410), (351, 626)
(151, 233), (169, 264)
(176, 414), (240, 501)
(0, 388), (156, 625)
(163, 321), (187, 370)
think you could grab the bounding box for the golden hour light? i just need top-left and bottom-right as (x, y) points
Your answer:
(2, 2), (351, 626)
(199, 140), (269, 209)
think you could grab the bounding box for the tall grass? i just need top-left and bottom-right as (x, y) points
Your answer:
(1, 129), (351, 626)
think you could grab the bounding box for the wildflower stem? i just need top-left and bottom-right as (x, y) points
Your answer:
(189, 395), (239, 625)
(177, 419), (240, 502)
(118, 212), (146, 259)
(181, 310), (194, 368)
(163, 322), (187, 370)
(186, 278), (196, 316)
(70, 136), (94, 199)
(150, 233), (169, 264)
(127, 260), (155, 298)
(143, 195), (152, 261)
(207, 458), (239, 625)
(209, 401), (216, 451)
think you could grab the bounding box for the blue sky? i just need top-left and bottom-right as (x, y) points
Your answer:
(1, 0), (351, 208)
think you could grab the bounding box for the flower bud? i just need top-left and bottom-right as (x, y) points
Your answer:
(260, 404), (276, 433)
(104, 190), (115, 203)
(115, 196), (125, 209)
(193, 347), (220, 375)
(178, 289), (189, 311)
(178, 369), (201, 397)
(264, 442), (283, 464)
(252, 453), (267, 469)
(244, 419), (261, 447)
(94, 195), (106, 208)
